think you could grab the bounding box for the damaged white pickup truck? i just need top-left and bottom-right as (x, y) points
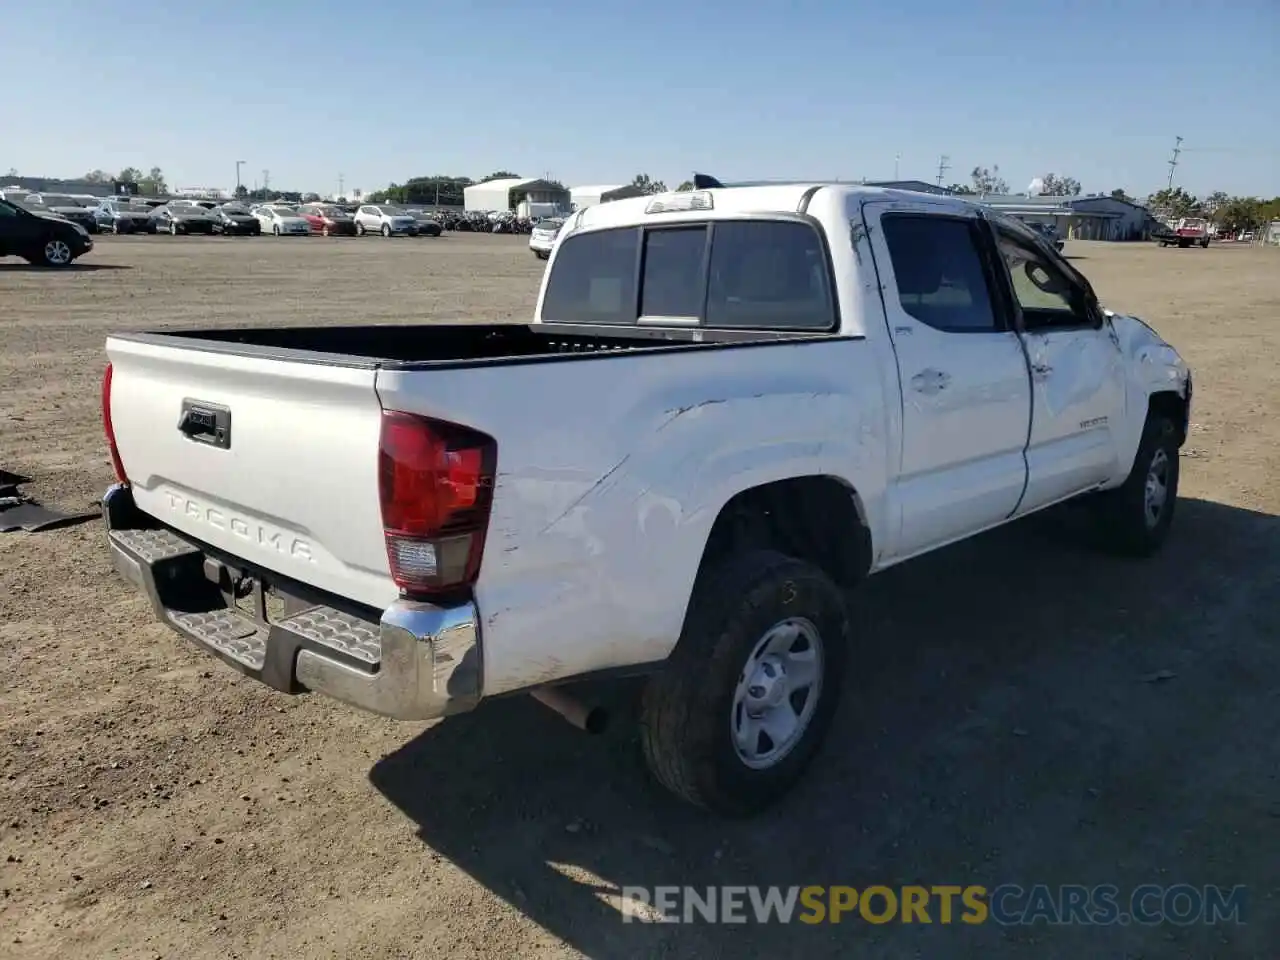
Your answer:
(102, 179), (1192, 815)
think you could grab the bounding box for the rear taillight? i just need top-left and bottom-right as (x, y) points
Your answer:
(102, 363), (128, 483)
(378, 411), (496, 598)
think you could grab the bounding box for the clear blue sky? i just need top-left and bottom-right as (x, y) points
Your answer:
(3, 0), (1276, 198)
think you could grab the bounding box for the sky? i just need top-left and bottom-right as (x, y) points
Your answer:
(3, 0), (1276, 199)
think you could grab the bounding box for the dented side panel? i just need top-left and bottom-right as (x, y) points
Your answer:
(375, 331), (892, 696)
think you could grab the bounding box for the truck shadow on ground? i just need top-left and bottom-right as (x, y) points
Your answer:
(369, 497), (1279, 960)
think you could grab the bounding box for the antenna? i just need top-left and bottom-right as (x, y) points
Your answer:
(1166, 136), (1183, 189)
(935, 154), (950, 187)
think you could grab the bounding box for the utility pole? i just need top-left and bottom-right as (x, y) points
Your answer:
(935, 154), (950, 188)
(1166, 136), (1183, 190)
(262, 169), (270, 196)
(894, 153), (901, 180)
(235, 160), (245, 196)
(338, 172), (344, 199)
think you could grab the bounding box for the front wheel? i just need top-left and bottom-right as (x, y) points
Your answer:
(39, 239), (75, 267)
(640, 550), (849, 816)
(169, 222), (179, 235)
(273, 225), (280, 236)
(1089, 414), (1180, 557)
(381, 223), (391, 237)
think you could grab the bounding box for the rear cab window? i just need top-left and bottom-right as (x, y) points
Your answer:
(540, 218), (836, 331)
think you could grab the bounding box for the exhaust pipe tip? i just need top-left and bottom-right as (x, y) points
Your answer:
(531, 686), (609, 735)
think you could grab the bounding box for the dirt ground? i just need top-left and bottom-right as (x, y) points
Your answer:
(1, 235), (1276, 959)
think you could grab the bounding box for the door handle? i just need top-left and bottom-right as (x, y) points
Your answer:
(910, 369), (951, 394)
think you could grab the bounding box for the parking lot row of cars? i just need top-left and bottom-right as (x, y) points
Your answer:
(0, 190), (447, 239)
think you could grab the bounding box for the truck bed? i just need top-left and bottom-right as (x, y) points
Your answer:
(116, 322), (826, 369)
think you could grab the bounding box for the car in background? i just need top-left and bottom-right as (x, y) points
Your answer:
(252, 204), (311, 236)
(353, 204), (417, 237)
(25, 194), (99, 233)
(150, 204), (217, 235)
(528, 217), (564, 259)
(405, 209), (443, 237)
(95, 198), (157, 234)
(210, 203), (262, 236)
(0, 197), (94, 266)
(297, 203), (357, 236)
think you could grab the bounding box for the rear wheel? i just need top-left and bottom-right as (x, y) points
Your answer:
(355, 221), (366, 236)
(1089, 414), (1180, 557)
(639, 550), (849, 816)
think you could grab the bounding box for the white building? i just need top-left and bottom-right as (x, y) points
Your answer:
(569, 183), (645, 211)
(463, 177), (569, 213)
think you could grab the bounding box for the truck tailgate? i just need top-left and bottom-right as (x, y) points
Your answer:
(106, 336), (397, 610)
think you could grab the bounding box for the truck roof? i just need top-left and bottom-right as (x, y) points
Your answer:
(573, 182), (978, 232)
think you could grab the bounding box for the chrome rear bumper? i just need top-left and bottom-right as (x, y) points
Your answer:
(102, 483), (481, 721)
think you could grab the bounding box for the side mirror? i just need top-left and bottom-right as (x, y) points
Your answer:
(1023, 260), (1068, 296)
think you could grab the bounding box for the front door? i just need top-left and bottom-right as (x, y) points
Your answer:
(862, 202), (1031, 559)
(991, 223), (1126, 513)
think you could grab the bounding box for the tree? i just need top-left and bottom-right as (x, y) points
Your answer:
(4, 167), (17, 177)
(1039, 173), (1082, 197)
(1202, 191), (1229, 214)
(1147, 187), (1201, 220)
(1110, 188), (1132, 202)
(82, 169), (109, 183)
(1212, 196), (1264, 234)
(970, 165), (1008, 195)
(946, 183), (976, 195)
(675, 180), (694, 192)
(139, 166), (167, 195)
(117, 167), (143, 184)
(631, 173), (667, 195)
(480, 170), (519, 182)
(234, 184), (248, 199)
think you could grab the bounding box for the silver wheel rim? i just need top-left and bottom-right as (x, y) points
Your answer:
(45, 240), (71, 264)
(731, 617), (824, 770)
(1144, 448), (1169, 528)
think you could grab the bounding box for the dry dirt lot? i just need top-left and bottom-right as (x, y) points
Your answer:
(1, 235), (1277, 959)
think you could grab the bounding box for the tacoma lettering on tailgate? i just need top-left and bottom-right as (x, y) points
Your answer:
(164, 492), (314, 562)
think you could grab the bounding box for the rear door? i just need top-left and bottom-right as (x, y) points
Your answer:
(862, 200), (1031, 558)
(106, 336), (397, 609)
(990, 223), (1126, 512)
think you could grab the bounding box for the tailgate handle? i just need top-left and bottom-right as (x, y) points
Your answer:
(178, 399), (231, 449)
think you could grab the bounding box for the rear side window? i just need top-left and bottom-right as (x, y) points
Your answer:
(541, 220), (835, 330)
(880, 216), (1001, 333)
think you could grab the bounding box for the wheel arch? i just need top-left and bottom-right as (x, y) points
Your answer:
(695, 475), (873, 592)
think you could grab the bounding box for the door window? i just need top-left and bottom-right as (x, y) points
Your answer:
(996, 231), (1092, 331)
(880, 215), (1002, 333)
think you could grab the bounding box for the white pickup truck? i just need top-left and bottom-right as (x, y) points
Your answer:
(101, 181), (1192, 815)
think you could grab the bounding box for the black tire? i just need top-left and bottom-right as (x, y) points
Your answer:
(534, 250), (549, 260)
(381, 223), (391, 237)
(273, 225), (280, 236)
(169, 221), (179, 236)
(1089, 414), (1179, 557)
(356, 221), (366, 236)
(639, 549), (849, 816)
